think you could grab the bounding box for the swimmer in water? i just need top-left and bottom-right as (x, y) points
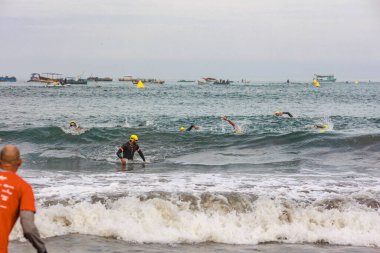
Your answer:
(179, 124), (200, 132)
(221, 115), (241, 133)
(274, 111), (293, 118)
(314, 124), (328, 129)
(69, 120), (81, 131)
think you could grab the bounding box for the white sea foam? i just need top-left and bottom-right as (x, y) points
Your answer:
(14, 170), (379, 247)
(10, 196), (380, 247)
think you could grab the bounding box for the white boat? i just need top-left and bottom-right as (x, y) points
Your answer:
(314, 74), (336, 83)
(197, 77), (217, 85)
(118, 75), (133, 82)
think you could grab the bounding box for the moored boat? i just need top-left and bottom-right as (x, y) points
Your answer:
(197, 77), (217, 85)
(63, 77), (87, 85)
(0, 76), (17, 82)
(28, 73), (62, 83)
(87, 77), (113, 82)
(132, 78), (165, 84)
(177, 80), (195, 83)
(118, 75), (133, 82)
(314, 74), (336, 83)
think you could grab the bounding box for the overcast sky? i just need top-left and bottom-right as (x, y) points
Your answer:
(0, 0), (379, 81)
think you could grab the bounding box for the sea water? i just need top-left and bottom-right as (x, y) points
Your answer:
(1, 81), (379, 252)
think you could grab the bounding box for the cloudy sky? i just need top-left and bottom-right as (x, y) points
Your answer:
(0, 0), (379, 81)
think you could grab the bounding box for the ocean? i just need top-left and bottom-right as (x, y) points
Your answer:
(1, 81), (379, 252)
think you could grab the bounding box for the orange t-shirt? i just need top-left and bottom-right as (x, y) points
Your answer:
(0, 171), (36, 253)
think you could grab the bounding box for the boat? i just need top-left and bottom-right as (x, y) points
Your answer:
(28, 73), (62, 83)
(197, 77), (217, 85)
(118, 75), (133, 82)
(87, 77), (113, 82)
(177, 80), (195, 83)
(314, 74), (336, 83)
(63, 77), (87, 85)
(0, 76), (16, 82)
(45, 81), (67, 88)
(131, 78), (165, 84)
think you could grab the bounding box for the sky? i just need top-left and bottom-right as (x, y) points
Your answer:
(0, 0), (379, 81)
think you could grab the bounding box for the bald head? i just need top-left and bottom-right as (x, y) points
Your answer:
(0, 145), (22, 171)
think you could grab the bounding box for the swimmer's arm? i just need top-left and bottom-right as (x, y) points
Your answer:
(138, 149), (146, 162)
(20, 211), (47, 253)
(186, 125), (195, 131)
(116, 147), (123, 159)
(283, 112), (293, 118)
(222, 117), (236, 128)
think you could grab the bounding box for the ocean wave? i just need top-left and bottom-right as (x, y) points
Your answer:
(10, 193), (380, 246)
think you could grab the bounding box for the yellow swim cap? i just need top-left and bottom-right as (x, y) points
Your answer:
(180, 127), (186, 132)
(324, 124), (328, 129)
(69, 120), (77, 126)
(130, 134), (139, 141)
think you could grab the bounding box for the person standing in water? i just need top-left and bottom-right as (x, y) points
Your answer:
(0, 145), (47, 253)
(116, 134), (146, 165)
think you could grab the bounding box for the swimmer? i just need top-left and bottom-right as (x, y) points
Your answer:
(69, 120), (81, 131)
(179, 124), (200, 132)
(116, 134), (146, 165)
(314, 124), (328, 129)
(274, 111), (293, 118)
(221, 115), (241, 133)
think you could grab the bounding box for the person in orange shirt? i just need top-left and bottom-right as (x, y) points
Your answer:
(0, 145), (47, 253)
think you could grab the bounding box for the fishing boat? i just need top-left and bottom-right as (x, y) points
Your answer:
(118, 75), (133, 82)
(28, 73), (62, 83)
(87, 77), (113, 82)
(197, 77), (217, 85)
(63, 77), (87, 85)
(177, 80), (195, 83)
(0, 76), (16, 82)
(132, 78), (165, 84)
(314, 74), (336, 83)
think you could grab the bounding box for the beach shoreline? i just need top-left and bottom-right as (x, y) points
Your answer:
(9, 234), (379, 253)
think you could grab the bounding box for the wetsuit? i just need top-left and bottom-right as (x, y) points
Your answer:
(283, 112), (293, 118)
(186, 125), (196, 131)
(116, 141), (145, 162)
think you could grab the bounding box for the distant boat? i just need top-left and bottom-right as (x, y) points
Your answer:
(197, 77), (217, 85)
(314, 74), (336, 83)
(28, 73), (62, 83)
(119, 75), (133, 82)
(132, 78), (165, 84)
(0, 76), (16, 82)
(63, 77), (87, 85)
(87, 76), (113, 82)
(177, 80), (195, 83)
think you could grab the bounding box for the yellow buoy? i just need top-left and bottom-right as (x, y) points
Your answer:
(137, 80), (145, 89)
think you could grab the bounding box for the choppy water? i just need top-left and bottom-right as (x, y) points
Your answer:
(1, 81), (379, 250)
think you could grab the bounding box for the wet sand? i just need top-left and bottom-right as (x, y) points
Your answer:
(9, 234), (379, 253)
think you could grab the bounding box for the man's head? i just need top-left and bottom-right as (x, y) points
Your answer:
(129, 134), (139, 143)
(179, 127), (186, 132)
(69, 121), (77, 127)
(0, 145), (22, 172)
